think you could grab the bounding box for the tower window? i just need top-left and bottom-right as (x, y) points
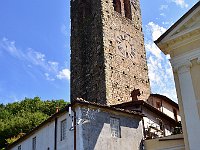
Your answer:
(159, 121), (163, 130)
(32, 137), (36, 150)
(156, 101), (161, 111)
(124, 0), (132, 20)
(110, 117), (121, 138)
(79, 0), (92, 23)
(61, 119), (67, 141)
(173, 108), (178, 121)
(18, 145), (21, 150)
(113, 0), (122, 14)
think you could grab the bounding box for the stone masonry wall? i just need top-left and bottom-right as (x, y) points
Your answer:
(70, 0), (150, 105)
(102, 0), (150, 105)
(71, 0), (106, 104)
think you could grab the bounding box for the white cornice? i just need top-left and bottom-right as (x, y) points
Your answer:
(170, 48), (200, 73)
(157, 29), (200, 55)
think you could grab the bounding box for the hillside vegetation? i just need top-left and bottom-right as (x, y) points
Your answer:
(0, 97), (68, 149)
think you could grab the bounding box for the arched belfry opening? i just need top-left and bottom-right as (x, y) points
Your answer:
(78, 0), (92, 23)
(124, 0), (132, 20)
(113, 0), (122, 14)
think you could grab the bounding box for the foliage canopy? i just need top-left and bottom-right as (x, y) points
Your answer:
(0, 97), (68, 149)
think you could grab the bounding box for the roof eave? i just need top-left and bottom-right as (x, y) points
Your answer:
(155, 1), (200, 45)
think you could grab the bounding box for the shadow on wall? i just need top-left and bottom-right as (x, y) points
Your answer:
(80, 109), (142, 150)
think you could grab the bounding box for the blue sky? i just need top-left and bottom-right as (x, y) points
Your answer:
(0, 0), (198, 104)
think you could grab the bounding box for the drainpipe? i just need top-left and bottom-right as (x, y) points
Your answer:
(54, 117), (57, 150)
(74, 111), (77, 150)
(141, 106), (146, 139)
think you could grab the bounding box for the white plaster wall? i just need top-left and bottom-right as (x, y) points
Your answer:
(10, 121), (55, 150)
(10, 111), (74, 150)
(149, 96), (181, 122)
(75, 106), (84, 150)
(162, 107), (175, 119)
(57, 111), (74, 150)
(143, 108), (172, 136)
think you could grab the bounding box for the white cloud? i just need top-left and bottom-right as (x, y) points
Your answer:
(26, 48), (46, 68)
(146, 22), (167, 41)
(145, 22), (167, 59)
(160, 5), (168, 10)
(56, 69), (70, 80)
(48, 61), (59, 72)
(170, 0), (188, 8)
(145, 41), (163, 59)
(144, 22), (177, 102)
(0, 37), (70, 81)
(0, 37), (24, 59)
(160, 13), (166, 17)
(44, 73), (55, 81)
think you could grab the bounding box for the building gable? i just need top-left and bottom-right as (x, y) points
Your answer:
(155, 2), (200, 54)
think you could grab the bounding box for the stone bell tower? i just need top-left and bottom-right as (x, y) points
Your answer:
(70, 0), (150, 105)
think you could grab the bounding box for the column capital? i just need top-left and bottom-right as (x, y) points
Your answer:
(170, 49), (200, 73)
(171, 60), (192, 74)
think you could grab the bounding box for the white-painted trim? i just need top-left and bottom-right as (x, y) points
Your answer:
(170, 48), (200, 72)
(76, 106), (84, 150)
(169, 32), (200, 50)
(164, 26), (200, 43)
(163, 6), (200, 41)
(177, 66), (200, 150)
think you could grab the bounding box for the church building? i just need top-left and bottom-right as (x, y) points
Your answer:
(8, 0), (181, 150)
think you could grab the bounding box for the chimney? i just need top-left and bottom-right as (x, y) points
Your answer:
(131, 89), (141, 101)
(56, 107), (59, 113)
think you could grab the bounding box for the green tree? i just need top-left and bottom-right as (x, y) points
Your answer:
(0, 97), (68, 149)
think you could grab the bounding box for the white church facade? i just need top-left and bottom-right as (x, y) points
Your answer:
(7, 0), (194, 149)
(153, 1), (200, 150)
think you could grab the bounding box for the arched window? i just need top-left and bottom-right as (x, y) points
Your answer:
(113, 0), (122, 14)
(79, 0), (92, 23)
(124, 0), (132, 20)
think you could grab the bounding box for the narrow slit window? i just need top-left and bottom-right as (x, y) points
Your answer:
(79, 0), (92, 23)
(173, 108), (178, 121)
(113, 0), (122, 14)
(110, 117), (121, 138)
(32, 137), (36, 150)
(61, 119), (67, 141)
(156, 101), (161, 111)
(124, 0), (132, 20)
(18, 145), (21, 150)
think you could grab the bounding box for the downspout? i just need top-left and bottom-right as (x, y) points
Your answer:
(141, 105), (146, 139)
(74, 111), (77, 150)
(54, 117), (57, 150)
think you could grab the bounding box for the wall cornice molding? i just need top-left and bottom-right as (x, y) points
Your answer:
(173, 60), (192, 74)
(170, 49), (200, 73)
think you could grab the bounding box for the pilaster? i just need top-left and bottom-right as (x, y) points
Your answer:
(171, 50), (200, 150)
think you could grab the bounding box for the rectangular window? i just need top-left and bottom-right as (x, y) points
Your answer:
(32, 137), (36, 150)
(113, 0), (122, 14)
(124, 0), (132, 20)
(173, 108), (178, 121)
(18, 145), (21, 150)
(110, 117), (121, 138)
(61, 119), (67, 141)
(156, 101), (161, 110)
